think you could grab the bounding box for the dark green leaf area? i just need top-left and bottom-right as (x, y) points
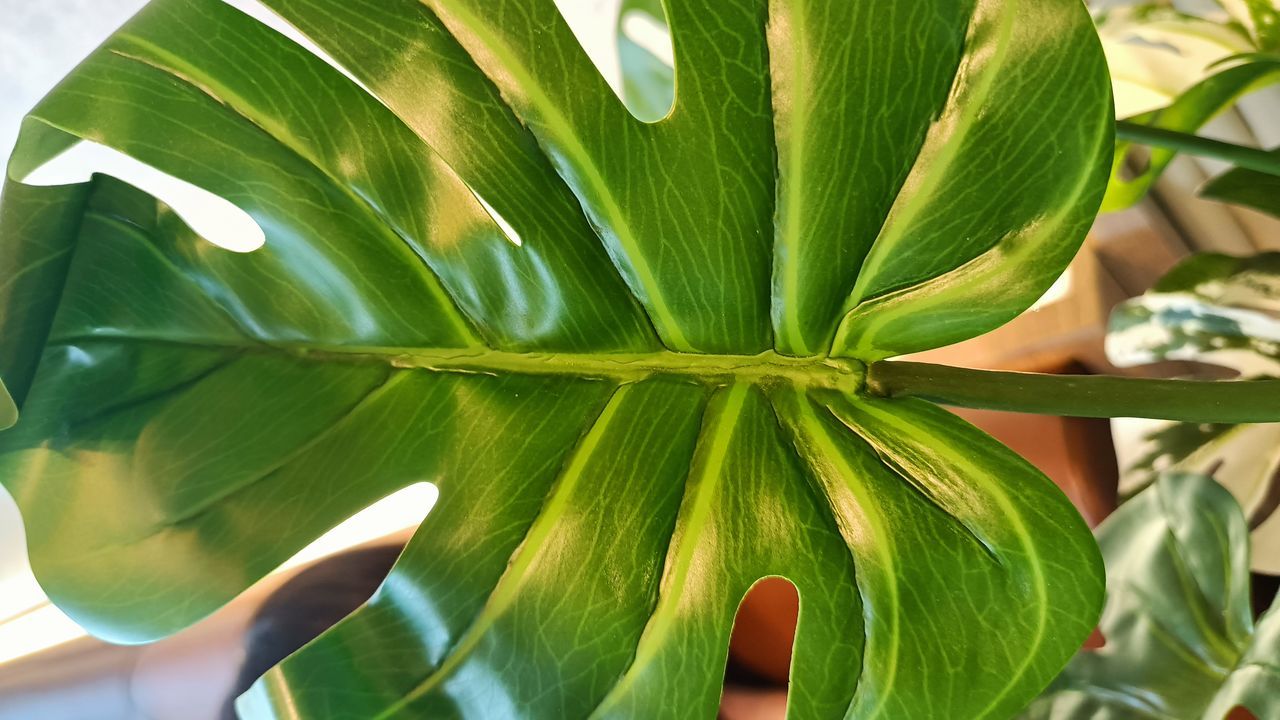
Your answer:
(0, 172), (1103, 719)
(0, 181), (90, 429)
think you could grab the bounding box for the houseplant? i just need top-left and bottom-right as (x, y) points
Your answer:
(1108, 252), (1280, 574)
(1025, 471), (1280, 719)
(1092, 0), (1280, 217)
(1, 0), (1278, 717)
(1017, 254), (1280, 719)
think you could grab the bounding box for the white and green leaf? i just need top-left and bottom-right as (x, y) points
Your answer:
(1109, 252), (1280, 574)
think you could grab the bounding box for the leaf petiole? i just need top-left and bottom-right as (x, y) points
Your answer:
(866, 360), (1280, 423)
(1116, 120), (1280, 177)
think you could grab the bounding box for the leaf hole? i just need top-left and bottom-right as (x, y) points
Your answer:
(616, 0), (676, 122)
(547, 0), (675, 123)
(221, 0), (374, 95)
(228, 544), (406, 712)
(224, 483), (438, 708)
(21, 140), (266, 253)
(465, 182), (524, 247)
(620, 5), (674, 67)
(275, 482), (437, 574)
(14, 2), (396, 258)
(721, 577), (796, 720)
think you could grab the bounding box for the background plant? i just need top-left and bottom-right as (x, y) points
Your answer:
(1093, 0), (1280, 217)
(1025, 471), (1280, 719)
(0, 1), (1277, 719)
(1108, 252), (1280, 575)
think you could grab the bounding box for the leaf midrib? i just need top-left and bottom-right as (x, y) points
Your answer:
(53, 334), (867, 390)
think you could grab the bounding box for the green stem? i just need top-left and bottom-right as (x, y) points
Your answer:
(1116, 120), (1280, 177)
(867, 361), (1280, 423)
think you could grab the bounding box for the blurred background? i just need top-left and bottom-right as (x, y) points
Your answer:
(0, 1), (1278, 718)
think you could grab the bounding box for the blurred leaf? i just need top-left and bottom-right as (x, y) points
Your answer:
(1122, 420), (1233, 490)
(1108, 253), (1280, 375)
(1109, 252), (1280, 573)
(1240, 0), (1280, 50)
(1201, 152), (1280, 217)
(1089, 0), (1280, 213)
(1025, 471), (1280, 720)
(1102, 55), (1280, 213)
(1094, 2), (1256, 117)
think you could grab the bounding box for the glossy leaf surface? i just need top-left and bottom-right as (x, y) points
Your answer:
(1108, 252), (1280, 574)
(1024, 472), (1280, 719)
(0, 0), (1115, 717)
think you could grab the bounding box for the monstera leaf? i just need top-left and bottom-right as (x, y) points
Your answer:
(4, 0), (1252, 717)
(1024, 471), (1280, 719)
(1109, 252), (1280, 574)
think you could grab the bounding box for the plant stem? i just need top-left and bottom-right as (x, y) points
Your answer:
(1116, 120), (1280, 176)
(866, 361), (1280, 423)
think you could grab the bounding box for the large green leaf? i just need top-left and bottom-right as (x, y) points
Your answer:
(0, 0), (1117, 717)
(1108, 252), (1280, 574)
(1023, 471), (1280, 719)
